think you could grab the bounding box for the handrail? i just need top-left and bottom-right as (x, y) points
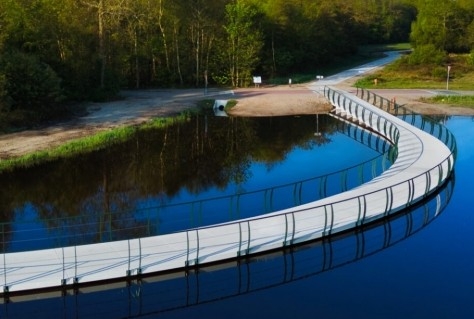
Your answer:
(0, 87), (456, 295)
(0, 120), (395, 253)
(193, 138), (454, 230)
(355, 87), (457, 157)
(2, 173), (454, 307)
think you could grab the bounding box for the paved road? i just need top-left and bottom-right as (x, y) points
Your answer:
(309, 51), (403, 90)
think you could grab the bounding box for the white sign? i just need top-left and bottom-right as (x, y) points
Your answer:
(253, 76), (262, 84)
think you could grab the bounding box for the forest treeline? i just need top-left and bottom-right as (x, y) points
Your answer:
(0, 0), (474, 128)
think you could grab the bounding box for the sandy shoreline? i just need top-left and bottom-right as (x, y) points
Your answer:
(0, 81), (473, 160)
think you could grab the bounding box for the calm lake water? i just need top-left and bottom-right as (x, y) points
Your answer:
(0, 114), (392, 253)
(1, 115), (473, 319)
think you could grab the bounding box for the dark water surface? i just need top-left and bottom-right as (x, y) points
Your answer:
(0, 114), (391, 253)
(2, 115), (473, 319)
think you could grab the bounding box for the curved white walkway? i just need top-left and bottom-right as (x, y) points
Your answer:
(0, 87), (454, 295)
(0, 54), (455, 294)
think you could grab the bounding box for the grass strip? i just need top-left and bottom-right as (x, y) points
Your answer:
(0, 111), (194, 172)
(420, 95), (474, 108)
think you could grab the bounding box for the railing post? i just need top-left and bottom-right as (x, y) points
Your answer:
(186, 231), (190, 266)
(126, 240), (131, 277)
(357, 197), (363, 226)
(424, 171), (431, 198)
(328, 204), (335, 235)
(438, 164), (444, 187)
(323, 205), (328, 236)
(74, 246), (78, 284)
(138, 238), (142, 274)
(2, 224), (7, 292)
(284, 213), (295, 246)
(385, 187), (394, 216)
(61, 247), (66, 286)
(246, 221), (251, 254)
(238, 222), (242, 256)
(195, 230), (199, 265)
(407, 179), (415, 207)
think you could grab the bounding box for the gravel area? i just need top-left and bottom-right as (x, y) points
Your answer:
(1, 80), (472, 160)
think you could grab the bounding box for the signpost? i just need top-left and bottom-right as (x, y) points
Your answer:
(253, 76), (261, 88)
(446, 64), (451, 90)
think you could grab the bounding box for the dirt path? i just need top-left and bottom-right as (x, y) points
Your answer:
(1, 80), (473, 160)
(0, 89), (221, 159)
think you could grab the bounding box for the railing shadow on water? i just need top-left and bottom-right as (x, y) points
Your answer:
(0, 172), (455, 318)
(0, 119), (396, 253)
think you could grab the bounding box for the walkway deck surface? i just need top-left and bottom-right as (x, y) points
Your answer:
(0, 53), (455, 294)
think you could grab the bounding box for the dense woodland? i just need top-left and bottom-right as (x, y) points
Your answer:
(0, 0), (474, 128)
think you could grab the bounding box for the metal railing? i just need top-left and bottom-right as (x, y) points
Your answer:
(0, 87), (457, 294)
(355, 87), (457, 156)
(0, 120), (395, 254)
(2, 173), (454, 310)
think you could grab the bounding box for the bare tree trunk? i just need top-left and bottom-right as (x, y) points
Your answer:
(189, 1), (204, 87)
(206, 36), (213, 70)
(173, 23), (183, 85)
(158, 0), (170, 71)
(134, 29), (139, 88)
(152, 54), (157, 78)
(236, 37), (240, 87)
(57, 39), (67, 61)
(271, 30), (276, 77)
(80, 0), (107, 89)
(194, 25), (200, 87)
(229, 36), (236, 87)
(98, 0), (106, 88)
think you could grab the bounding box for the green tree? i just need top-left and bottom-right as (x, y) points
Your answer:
(224, 1), (263, 87)
(0, 0), (426, 129)
(0, 50), (63, 121)
(410, 0), (473, 53)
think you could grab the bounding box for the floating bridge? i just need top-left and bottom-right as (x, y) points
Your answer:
(0, 87), (456, 295)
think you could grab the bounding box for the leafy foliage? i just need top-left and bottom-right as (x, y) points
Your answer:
(355, 53), (474, 90)
(224, 1), (263, 87)
(409, 0), (474, 65)
(407, 44), (446, 65)
(0, 50), (64, 124)
(0, 0), (449, 128)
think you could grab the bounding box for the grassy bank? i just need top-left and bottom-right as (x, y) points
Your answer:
(355, 53), (474, 90)
(420, 95), (474, 108)
(0, 112), (194, 172)
(355, 52), (474, 108)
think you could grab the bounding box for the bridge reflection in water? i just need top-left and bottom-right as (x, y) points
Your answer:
(1, 173), (454, 318)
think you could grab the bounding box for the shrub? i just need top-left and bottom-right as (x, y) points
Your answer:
(431, 66), (447, 79)
(408, 44), (446, 65)
(470, 50), (474, 66)
(0, 50), (64, 119)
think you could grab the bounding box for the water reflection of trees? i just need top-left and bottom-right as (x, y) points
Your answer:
(0, 114), (339, 251)
(4, 174), (454, 313)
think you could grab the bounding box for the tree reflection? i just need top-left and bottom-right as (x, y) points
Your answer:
(0, 113), (343, 252)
